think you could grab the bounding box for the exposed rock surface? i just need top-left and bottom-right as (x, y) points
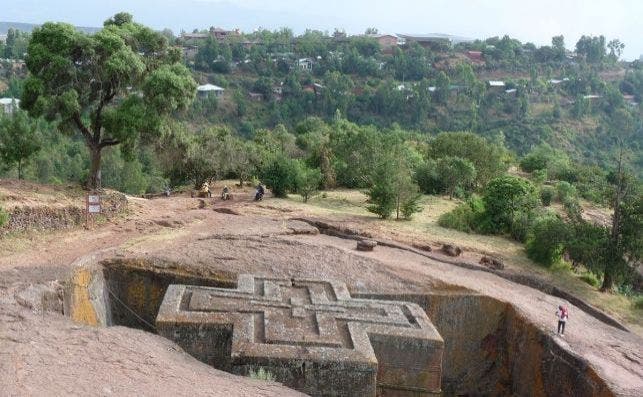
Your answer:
(356, 239), (377, 251)
(479, 255), (505, 270)
(0, 285), (303, 397)
(1, 191), (641, 396)
(441, 244), (462, 257)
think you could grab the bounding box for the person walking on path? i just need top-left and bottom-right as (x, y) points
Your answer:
(556, 305), (569, 336)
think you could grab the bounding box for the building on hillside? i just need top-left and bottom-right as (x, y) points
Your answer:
(465, 51), (484, 63)
(333, 31), (347, 40)
(623, 94), (638, 107)
(397, 33), (473, 49)
(487, 80), (506, 89)
(196, 84), (225, 98)
(302, 83), (324, 95)
(248, 92), (263, 101)
(181, 32), (210, 42)
(363, 34), (402, 53)
(0, 97), (20, 114)
(296, 58), (314, 71)
(0, 34), (6, 44)
(182, 45), (199, 60)
(210, 27), (241, 41)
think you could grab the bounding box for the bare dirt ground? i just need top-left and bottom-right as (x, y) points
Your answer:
(1, 181), (642, 396)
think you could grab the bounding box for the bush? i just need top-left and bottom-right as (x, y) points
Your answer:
(400, 194), (423, 220)
(540, 186), (555, 206)
(634, 295), (643, 310)
(438, 195), (486, 233)
(0, 207), (9, 227)
(556, 181), (577, 203)
(483, 175), (538, 234)
(366, 180), (397, 219)
(259, 154), (299, 198)
(579, 272), (601, 288)
(294, 162), (322, 202)
(526, 216), (569, 266)
(510, 210), (535, 243)
(414, 159), (442, 194)
(248, 367), (275, 381)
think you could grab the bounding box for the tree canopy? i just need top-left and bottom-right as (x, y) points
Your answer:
(21, 13), (196, 189)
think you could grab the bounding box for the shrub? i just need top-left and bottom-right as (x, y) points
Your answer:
(0, 207), (9, 228)
(532, 169), (548, 185)
(526, 216), (569, 266)
(634, 295), (643, 310)
(510, 210), (535, 243)
(556, 181), (577, 203)
(436, 156), (477, 199)
(438, 195), (486, 233)
(414, 159), (442, 194)
(294, 162), (322, 202)
(483, 175), (538, 234)
(248, 367), (275, 381)
(579, 272), (601, 288)
(540, 186), (555, 206)
(366, 180), (397, 219)
(259, 154), (299, 198)
(400, 193), (423, 220)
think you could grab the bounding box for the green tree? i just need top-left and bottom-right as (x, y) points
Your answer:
(565, 221), (609, 274)
(0, 110), (42, 179)
(607, 39), (625, 61)
(294, 162), (322, 202)
(260, 153), (299, 198)
(551, 35), (565, 61)
(540, 186), (555, 206)
(483, 175), (538, 233)
(21, 13), (196, 189)
(436, 156), (477, 199)
(575, 35), (606, 63)
(428, 132), (508, 186)
(600, 154), (642, 291)
(182, 127), (232, 189)
(366, 145), (422, 220)
(526, 216), (569, 266)
(229, 138), (261, 187)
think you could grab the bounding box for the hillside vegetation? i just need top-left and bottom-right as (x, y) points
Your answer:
(0, 13), (640, 307)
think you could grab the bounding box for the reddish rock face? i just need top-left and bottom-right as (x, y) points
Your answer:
(157, 274), (444, 396)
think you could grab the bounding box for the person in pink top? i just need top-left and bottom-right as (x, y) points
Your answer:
(556, 305), (569, 336)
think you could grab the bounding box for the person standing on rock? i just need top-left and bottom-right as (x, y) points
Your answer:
(556, 305), (569, 336)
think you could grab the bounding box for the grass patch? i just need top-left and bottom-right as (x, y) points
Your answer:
(248, 367), (275, 381)
(634, 295), (643, 310)
(578, 272), (601, 288)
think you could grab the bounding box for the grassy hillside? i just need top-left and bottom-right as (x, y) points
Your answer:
(261, 187), (642, 335)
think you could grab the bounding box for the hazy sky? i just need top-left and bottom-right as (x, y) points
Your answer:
(3, 0), (642, 59)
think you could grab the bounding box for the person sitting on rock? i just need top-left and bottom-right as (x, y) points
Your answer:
(199, 182), (212, 198)
(254, 184), (265, 201)
(556, 305), (569, 336)
(221, 185), (230, 200)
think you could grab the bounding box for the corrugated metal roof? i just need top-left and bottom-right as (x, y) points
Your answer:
(197, 84), (224, 91)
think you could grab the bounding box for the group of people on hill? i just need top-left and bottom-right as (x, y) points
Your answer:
(196, 182), (264, 201)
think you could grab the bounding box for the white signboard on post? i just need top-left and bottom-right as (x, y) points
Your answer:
(85, 193), (101, 228)
(87, 194), (101, 213)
